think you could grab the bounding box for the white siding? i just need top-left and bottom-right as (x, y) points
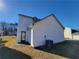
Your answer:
(27, 29), (31, 44)
(64, 27), (72, 39)
(17, 16), (32, 43)
(31, 28), (34, 47)
(32, 16), (64, 47)
(73, 35), (79, 40)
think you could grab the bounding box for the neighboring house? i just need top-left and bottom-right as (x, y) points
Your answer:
(8, 23), (18, 35)
(64, 27), (72, 39)
(72, 32), (79, 40)
(64, 27), (78, 39)
(0, 22), (18, 36)
(17, 14), (64, 47)
(0, 23), (4, 36)
(0, 30), (3, 36)
(0, 23), (3, 36)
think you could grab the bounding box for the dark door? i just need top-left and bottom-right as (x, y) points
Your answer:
(21, 31), (26, 43)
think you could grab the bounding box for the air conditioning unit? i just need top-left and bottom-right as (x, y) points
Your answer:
(45, 40), (53, 49)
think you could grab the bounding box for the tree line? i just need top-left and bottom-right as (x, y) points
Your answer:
(0, 22), (18, 36)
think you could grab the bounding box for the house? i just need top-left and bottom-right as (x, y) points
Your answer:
(0, 30), (3, 36)
(0, 22), (18, 36)
(17, 14), (64, 47)
(64, 27), (78, 39)
(64, 27), (72, 39)
(8, 23), (18, 35)
(72, 32), (79, 40)
(0, 23), (3, 36)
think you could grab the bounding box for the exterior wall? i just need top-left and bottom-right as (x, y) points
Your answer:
(30, 28), (34, 47)
(17, 15), (32, 43)
(73, 35), (79, 40)
(64, 27), (72, 39)
(32, 16), (64, 47)
(27, 29), (31, 44)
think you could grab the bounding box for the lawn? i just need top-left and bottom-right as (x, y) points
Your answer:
(37, 40), (79, 59)
(0, 36), (79, 59)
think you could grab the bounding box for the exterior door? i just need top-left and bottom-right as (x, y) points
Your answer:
(21, 31), (26, 43)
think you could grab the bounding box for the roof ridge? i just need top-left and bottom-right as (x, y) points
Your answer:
(34, 14), (64, 29)
(18, 14), (64, 29)
(18, 14), (33, 19)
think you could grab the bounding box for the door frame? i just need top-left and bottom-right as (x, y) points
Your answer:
(21, 31), (26, 43)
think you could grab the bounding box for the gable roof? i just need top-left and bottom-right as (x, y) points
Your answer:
(18, 14), (33, 19)
(18, 14), (64, 29)
(18, 14), (40, 23)
(52, 14), (64, 29)
(72, 29), (78, 33)
(34, 14), (64, 29)
(73, 32), (79, 35)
